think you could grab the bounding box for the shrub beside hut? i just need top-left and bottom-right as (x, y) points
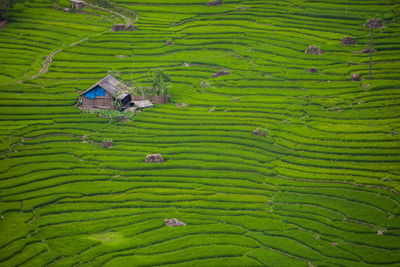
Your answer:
(129, 69), (170, 104)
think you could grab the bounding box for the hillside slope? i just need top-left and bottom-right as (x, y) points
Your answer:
(0, 0), (400, 266)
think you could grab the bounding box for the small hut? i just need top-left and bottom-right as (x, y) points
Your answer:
(80, 74), (132, 110)
(70, 0), (86, 9)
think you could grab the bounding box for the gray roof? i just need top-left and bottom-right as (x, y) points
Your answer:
(70, 0), (84, 3)
(81, 74), (131, 98)
(118, 93), (130, 100)
(133, 100), (153, 108)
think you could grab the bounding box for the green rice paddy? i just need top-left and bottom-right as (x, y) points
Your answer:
(0, 0), (400, 266)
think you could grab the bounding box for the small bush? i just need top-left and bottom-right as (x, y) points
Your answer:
(235, 6), (249, 12)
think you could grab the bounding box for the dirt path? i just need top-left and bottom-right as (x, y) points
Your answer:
(85, 2), (138, 25)
(30, 1), (138, 80)
(32, 49), (62, 79)
(31, 33), (101, 79)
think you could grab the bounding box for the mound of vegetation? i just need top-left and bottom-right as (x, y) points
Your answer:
(0, 0), (399, 266)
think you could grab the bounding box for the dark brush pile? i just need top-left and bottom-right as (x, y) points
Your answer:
(305, 45), (324, 55)
(206, 0), (222, 6)
(341, 37), (356, 45)
(112, 24), (136, 31)
(213, 70), (230, 78)
(164, 219), (186, 227)
(367, 19), (383, 29)
(253, 128), (266, 137)
(145, 153), (164, 163)
(351, 73), (361, 81)
(103, 140), (113, 148)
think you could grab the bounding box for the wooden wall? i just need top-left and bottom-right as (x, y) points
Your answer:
(81, 91), (114, 109)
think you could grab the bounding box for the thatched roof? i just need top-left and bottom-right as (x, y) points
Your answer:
(81, 74), (131, 99)
(133, 100), (153, 108)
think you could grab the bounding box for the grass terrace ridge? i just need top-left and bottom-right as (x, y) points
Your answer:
(0, 0), (400, 266)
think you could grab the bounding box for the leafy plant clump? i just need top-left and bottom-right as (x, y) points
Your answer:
(127, 69), (171, 97)
(148, 69), (171, 96)
(126, 83), (153, 97)
(113, 92), (123, 111)
(83, 109), (134, 123)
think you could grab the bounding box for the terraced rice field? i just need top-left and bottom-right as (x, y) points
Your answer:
(1, 0), (400, 266)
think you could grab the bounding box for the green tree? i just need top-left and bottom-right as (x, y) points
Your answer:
(148, 69), (171, 96)
(113, 91), (122, 110)
(0, 0), (15, 21)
